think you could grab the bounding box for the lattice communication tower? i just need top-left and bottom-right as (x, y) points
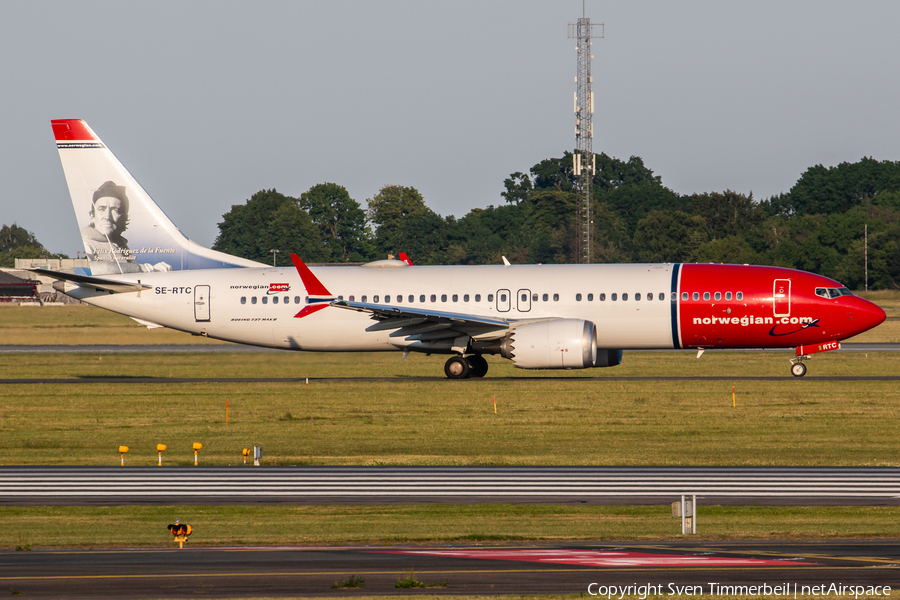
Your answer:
(568, 15), (603, 264)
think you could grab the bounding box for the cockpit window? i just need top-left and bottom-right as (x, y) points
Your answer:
(816, 286), (853, 299)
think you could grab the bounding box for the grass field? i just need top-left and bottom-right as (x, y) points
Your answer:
(4, 303), (900, 549)
(3, 349), (900, 466)
(6, 504), (900, 548)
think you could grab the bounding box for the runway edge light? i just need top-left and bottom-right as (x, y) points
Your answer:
(118, 446), (128, 466)
(193, 442), (202, 466)
(157, 444), (166, 466)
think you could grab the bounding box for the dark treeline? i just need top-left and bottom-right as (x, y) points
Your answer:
(211, 154), (900, 290)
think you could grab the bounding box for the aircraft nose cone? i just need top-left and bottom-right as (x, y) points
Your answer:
(853, 297), (886, 334)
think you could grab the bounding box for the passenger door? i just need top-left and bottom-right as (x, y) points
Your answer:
(194, 285), (210, 322)
(773, 279), (791, 317)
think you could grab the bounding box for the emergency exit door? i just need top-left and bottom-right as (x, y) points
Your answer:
(194, 285), (210, 322)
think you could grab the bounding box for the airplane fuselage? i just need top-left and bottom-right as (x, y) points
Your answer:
(63, 262), (884, 354)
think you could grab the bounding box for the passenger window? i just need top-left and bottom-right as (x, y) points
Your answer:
(464, 294), (470, 302)
(419, 295), (425, 302)
(714, 292), (721, 301)
(576, 293), (582, 301)
(241, 297), (246, 304)
(430, 294), (436, 302)
(273, 296), (279, 304)
(542, 293), (549, 301)
(587, 293), (593, 301)
(670, 292), (675, 301)
(475, 294), (481, 302)
(553, 293), (559, 301)
(295, 296), (301, 304)
(692, 292), (699, 301)
(499, 293), (506, 302)
(635, 293), (641, 301)
(251, 297), (257, 304)
(599, 293), (606, 301)
(262, 296), (268, 304)
(725, 292), (732, 301)
(396, 295), (402, 303)
(532, 293), (538, 301)
(647, 293), (653, 301)
(611, 293), (617, 301)
(349, 295), (355, 302)
(521, 293), (527, 302)
(736, 292), (743, 300)
(408, 295), (414, 302)
(682, 292), (688, 301)
(703, 292), (710, 301)
(374, 295), (380, 303)
(361, 295), (367, 303)
(622, 293), (628, 301)
(385, 295), (391, 303)
(441, 294), (447, 302)
(452, 294), (458, 302)
(488, 294), (494, 302)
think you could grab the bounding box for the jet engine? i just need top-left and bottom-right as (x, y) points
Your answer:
(498, 319), (597, 369)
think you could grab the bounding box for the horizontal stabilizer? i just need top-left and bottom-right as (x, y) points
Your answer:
(30, 268), (149, 294)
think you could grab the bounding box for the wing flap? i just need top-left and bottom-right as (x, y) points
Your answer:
(331, 300), (509, 339)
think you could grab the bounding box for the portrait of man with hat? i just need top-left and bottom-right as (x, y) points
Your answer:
(80, 180), (170, 274)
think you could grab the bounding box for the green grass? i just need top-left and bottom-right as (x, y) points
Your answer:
(5, 504), (900, 548)
(2, 350), (900, 466)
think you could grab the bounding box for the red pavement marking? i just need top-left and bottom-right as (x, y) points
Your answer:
(368, 549), (818, 567)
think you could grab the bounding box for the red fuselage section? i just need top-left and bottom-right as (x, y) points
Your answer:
(676, 264), (885, 349)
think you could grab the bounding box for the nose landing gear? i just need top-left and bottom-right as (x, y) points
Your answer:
(790, 355), (809, 377)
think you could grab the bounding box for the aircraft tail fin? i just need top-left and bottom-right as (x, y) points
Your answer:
(51, 119), (265, 274)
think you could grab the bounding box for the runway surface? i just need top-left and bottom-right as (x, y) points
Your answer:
(3, 540), (899, 598)
(4, 466), (900, 506)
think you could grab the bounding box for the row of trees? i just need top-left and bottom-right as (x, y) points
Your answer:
(210, 154), (900, 289)
(5, 154), (899, 289)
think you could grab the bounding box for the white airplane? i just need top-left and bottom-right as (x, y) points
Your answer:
(37, 119), (885, 379)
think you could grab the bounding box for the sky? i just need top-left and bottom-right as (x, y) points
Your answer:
(2, 1), (899, 256)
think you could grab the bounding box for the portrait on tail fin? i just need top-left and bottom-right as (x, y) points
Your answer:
(80, 180), (171, 274)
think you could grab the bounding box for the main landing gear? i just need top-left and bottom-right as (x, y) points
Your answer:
(790, 355), (809, 377)
(444, 355), (489, 379)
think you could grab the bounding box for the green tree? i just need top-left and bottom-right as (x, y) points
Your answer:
(765, 157), (900, 216)
(298, 183), (372, 262)
(0, 224), (62, 268)
(212, 189), (323, 264)
(686, 190), (761, 240)
(366, 185), (447, 264)
(632, 210), (707, 263)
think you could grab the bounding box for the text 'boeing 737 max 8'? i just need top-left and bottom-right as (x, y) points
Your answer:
(35, 119), (886, 379)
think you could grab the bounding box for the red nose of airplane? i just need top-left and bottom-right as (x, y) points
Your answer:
(850, 297), (886, 335)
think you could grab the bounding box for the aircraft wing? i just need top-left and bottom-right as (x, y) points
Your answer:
(331, 300), (510, 341)
(29, 268), (150, 294)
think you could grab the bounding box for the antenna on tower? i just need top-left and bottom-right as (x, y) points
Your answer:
(568, 6), (603, 264)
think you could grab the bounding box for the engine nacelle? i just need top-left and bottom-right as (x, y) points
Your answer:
(500, 319), (597, 369)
